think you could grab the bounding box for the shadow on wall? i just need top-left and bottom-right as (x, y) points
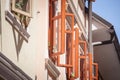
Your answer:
(12, 27), (24, 61)
(5, 11), (30, 61)
(5, 17), (25, 61)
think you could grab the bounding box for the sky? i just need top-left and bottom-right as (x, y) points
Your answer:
(92, 0), (120, 43)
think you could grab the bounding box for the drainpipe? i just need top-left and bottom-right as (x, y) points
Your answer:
(88, 1), (93, 80)
(88, 0), (93, 53)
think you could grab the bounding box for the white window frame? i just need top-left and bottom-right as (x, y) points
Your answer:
(12, 0), (32, 17)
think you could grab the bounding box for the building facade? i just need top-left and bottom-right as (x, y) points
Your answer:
(0, 0), (98, 80)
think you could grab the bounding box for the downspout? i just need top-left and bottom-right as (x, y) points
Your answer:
(88, 1), (98, 80)
(88, 0), (93, 80)
(88, 0), (93, 53)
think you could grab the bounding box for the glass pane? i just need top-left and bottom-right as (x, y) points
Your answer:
(15, 0), (30, 13)
(12, 0), (32, 17)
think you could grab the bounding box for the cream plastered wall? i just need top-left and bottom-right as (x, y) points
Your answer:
(1, 0), (49, 80)
(1, 0), (69, 80)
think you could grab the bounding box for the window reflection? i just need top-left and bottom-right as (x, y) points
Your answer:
(15, 0), (30, 13)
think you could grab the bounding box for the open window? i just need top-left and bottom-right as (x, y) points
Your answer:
(11, 0), (32, 28)
(12, 0), (32, 17)
(5, 0), (32, 42)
